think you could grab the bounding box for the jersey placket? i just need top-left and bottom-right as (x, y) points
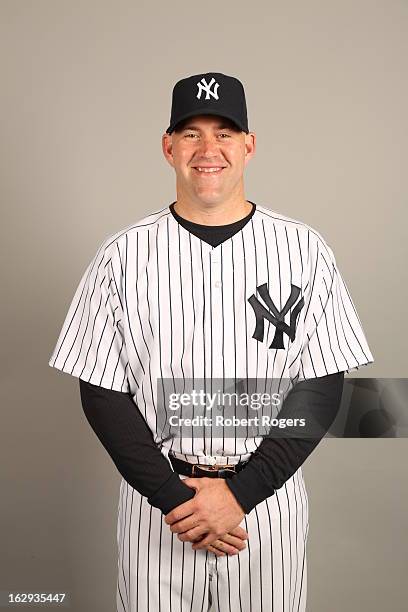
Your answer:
(204, 247), (226, 460)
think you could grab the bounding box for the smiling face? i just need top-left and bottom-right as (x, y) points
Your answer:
(162, 114), (256, 207)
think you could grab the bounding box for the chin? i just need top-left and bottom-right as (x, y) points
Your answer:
(194, 190), (224, 206)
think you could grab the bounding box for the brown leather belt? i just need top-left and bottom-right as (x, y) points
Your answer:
(169, 454), (249, 479)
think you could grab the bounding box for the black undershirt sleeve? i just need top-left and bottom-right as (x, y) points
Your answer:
(78, 372), (344, 516)
(225, 371), (345, 514)
(79, 379), (195, 514)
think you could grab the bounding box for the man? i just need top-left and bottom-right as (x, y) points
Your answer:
(49, 72), (374, 611)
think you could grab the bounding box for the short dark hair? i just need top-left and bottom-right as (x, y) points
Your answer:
(172, 115), (242, 134)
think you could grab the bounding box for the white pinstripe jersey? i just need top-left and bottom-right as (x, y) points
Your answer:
(48, 203), (374, 462)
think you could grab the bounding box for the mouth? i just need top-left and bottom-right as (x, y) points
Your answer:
(191, 166), (226, 175)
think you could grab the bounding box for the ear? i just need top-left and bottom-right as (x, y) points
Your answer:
(244, 132), (256, 166)
(162, 132), (175, 168)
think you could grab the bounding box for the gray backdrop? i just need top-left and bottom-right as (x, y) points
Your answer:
(1, 1), (407, 610)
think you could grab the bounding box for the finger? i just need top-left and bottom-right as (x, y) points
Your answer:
(210, 539), (240, 556)
(177, 525), (207, 543)
(192, 533), (217, 549)
(228, 526), (249, 540)
(219, 534), (247, 551)
(164, 503), (195, 525)
(207, 544), (225, 557)
(169, 516), (201, 535)
(191, 535), (206, 543)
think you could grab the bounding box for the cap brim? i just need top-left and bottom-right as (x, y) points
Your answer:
(166, 108), (248, 134)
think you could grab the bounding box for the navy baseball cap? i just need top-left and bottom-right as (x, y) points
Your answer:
(166, 72), (249, 134)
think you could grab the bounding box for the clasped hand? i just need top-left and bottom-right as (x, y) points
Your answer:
(164, 477), (248, 556)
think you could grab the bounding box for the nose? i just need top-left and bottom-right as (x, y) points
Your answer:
(197, 135), (220, 157)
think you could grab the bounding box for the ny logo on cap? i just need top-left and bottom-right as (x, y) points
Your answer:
(248, 284), (305, 349)
(196, 77), (220, 100)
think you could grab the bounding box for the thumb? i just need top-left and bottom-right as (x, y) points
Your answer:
(182, 477), (201, 491)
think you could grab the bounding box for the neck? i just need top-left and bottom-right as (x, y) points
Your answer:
(173, 198), (252, 226)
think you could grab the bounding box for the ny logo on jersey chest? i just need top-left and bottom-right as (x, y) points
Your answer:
(248, 284), (305, 349)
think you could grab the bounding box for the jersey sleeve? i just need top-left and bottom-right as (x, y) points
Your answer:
(297, 234), (374, 381)
(48, 236), (130, 392)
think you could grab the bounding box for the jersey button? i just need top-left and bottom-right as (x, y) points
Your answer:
(214, 280), (222, 288)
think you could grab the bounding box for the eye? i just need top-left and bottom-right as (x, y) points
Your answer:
(184, 132), (199, 138)
(218, 133), (231, 139)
